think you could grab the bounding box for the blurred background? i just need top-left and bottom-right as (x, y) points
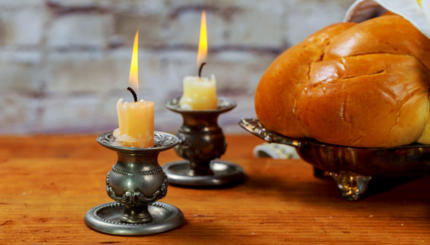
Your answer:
(0, 0), (354, 134)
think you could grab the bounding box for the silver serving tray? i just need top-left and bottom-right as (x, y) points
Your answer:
(239, 118), (430, 200)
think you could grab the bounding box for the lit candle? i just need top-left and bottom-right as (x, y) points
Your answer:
(113, 31), (154, 148)
(179, 10), (218, 110)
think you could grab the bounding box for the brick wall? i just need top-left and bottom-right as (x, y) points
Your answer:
(0, 0), (354, 134)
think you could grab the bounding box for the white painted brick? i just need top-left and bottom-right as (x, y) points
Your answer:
(0, 60), (42, 94)
(47, 14), (114, 48)
(284, 0), (355, 45)
(0, 0), (43, 9)
(165, 0), (285, 48)
(0, 7), (45, 47)
(0, 92), (41, 134)
(48, 0), (166, 14)
(206, 51), (276, 94)
(219, 93), (257, 133)
(47, 0), (100, 8)
(44, 48), (169, 96)
(39, 94), (104, 133)
(0, 50), (42, 63)
(113, 13), (167, 49)
(44, 51), (121, 94)
(111, 0), (285, 48)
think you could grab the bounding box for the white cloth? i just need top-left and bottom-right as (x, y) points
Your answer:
(253, 143), (299, 159)
(345, 0), (430, 38)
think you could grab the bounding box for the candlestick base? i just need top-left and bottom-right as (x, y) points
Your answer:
(163, 160), (245, 187)
(85, 202), (184, 236)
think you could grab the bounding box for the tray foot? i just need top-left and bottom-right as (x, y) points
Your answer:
(329, 171), (372, 201)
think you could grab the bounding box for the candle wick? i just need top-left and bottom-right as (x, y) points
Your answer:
(198, 62), (206, 78)
(127, 87), (138, 102)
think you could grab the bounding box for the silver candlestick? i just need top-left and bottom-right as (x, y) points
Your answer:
(162, 97), (246, 187)
(85, 131), (184, 235)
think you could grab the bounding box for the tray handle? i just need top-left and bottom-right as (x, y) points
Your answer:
(238, 118), (301, 148)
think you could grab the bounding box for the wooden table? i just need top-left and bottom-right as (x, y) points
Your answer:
(0, 135), (429, 244)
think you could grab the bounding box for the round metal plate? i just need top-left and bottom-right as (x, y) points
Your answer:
(162, 160), (246, 187)
(165, 97), (236, 114)
(85, 202), (184, 236)
(97, 131), (179, 153)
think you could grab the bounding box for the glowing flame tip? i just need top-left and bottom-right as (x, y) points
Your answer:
(129, 31), (139, 89)
(197, 10), (207, 67)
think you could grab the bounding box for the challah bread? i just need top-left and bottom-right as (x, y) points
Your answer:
(255, 15), (430, 147)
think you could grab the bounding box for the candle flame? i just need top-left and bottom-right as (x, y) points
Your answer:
(197, 10), (207, 67)
(129, 31), (139, 90)
(418, 0), (422, 6)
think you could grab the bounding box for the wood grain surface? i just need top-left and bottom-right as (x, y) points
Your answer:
(0, 135), (429, 244)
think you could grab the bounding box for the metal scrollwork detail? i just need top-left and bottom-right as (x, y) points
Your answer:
(98, 132), (114, 145)
(175, 131), (226, 164)
(106, 174), (168, 206)
(153, 132), (180, 148)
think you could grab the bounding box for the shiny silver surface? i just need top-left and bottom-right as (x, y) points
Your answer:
(85, 202), (184, 236)
(85, 131), (184, 235)
(163, 160), (245, 187)
(239, 118), (430, 200)
(164, 97), (245, 187)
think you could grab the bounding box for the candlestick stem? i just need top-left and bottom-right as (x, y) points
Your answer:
(123, 205), (151, 223)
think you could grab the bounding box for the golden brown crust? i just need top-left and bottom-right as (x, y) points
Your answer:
(255, 22), (355, 138)
(255, 15), (430, 147)
(325, 15), (430, 68)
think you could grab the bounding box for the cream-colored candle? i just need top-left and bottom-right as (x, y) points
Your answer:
(113, 30), (154, 148)
(179, 10), (218, 110)
(179, 75), (218, 110)
(114, 99), (154, 148)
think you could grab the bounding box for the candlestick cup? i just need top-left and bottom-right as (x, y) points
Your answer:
(163, 97), (245, 187)
(85, 131), (184, 235)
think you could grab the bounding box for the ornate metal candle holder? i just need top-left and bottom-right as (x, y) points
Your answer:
(163, 97), (245, 187)
(85, 131), (184, 236)
(239, 118), (430, 200)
